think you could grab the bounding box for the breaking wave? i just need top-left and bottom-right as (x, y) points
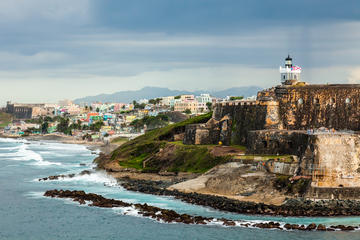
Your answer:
(53, 171), (118, 187)
(0, 143), (61, 166)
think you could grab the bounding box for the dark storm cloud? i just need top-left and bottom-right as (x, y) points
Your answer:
(94, 0), (360, 32)
(0, 0), (360, 105)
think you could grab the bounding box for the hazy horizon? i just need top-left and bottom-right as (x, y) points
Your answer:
(1, 0), (360, 106)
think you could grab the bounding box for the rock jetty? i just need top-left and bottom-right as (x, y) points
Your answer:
(44, 189), (358, 231)
(39, 170), (92, 181)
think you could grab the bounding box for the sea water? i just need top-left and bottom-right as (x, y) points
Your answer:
(0, 138), (359, 240)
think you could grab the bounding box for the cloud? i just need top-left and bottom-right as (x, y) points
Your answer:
(0, 0), (91, 25)
(0, 1), (360, 106)
(94, 0), (360, 33)
(347, 67), (360, 84)
(0, 64), (353, 106)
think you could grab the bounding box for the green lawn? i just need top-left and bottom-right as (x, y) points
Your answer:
(0, 112), (12, 128)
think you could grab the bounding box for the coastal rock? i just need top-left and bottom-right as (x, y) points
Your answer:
(44, 189), (359, 232)
(306, 223), (317, 230)
(253, 222), (280, 229)
(316, 224), (326, 231)
(330, 225), (356, 231)
(39, 170), (92, 181)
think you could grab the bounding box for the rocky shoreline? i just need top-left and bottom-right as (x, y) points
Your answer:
(39, 172), (360, 218)
(119, 178), (360, 217)
(43, 189), (358, 231)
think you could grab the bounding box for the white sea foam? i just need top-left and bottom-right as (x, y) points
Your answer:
(0, 138), (28, 143)
(24, 191), (46, 199)
(0, 143), (62, 166)
(114, 206), (141, 217)
(40, 142), (88, 152)
(0, 145), (21, 150)
(56, 171), (118, 186)
(0, 144), (40, 161)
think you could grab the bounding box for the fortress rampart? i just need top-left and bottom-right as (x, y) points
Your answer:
(275, 84), (360, 130)
(183, 56), (360, 193)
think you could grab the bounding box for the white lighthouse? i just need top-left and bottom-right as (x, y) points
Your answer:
(279, 55), (302, 85)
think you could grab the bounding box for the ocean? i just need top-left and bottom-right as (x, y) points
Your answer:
(0, 138), (359, 240)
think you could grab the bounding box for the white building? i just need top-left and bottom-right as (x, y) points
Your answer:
(279, 55), (302, 85)
(138, 99), (149, 104)
(160, 96), (175, 106)
(196, 94), (212, 103)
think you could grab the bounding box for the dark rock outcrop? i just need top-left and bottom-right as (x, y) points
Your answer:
(44, 189), (358, 232)
(39, 170), (92, 181)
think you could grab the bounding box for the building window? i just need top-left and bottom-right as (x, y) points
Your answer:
(283, 75), (285, 79)
(314, 98), (319, 104)
(297, 98), (303, 105)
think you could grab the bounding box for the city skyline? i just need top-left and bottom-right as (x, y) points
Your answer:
(1, 0), (360, 105)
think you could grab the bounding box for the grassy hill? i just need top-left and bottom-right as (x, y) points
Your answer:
(95, 112), (234, 173)
(0, 112), (12, 128)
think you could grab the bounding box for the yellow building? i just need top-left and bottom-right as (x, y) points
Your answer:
(174, 101), (198, 113)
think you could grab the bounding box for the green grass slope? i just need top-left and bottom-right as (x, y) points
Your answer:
(0, 112), (12, 128)
(108, 112), (232, 173)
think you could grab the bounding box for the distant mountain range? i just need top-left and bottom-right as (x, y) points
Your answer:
(73, 86), (262, 104)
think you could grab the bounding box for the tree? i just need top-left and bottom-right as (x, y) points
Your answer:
(174, 95), (181, 99)
(206, 102), (212, 111)
(41, 122), (49, 134)
(56, 117), (70, 134)
(130, 114), (170, 131)
(133, 101), (146, 109)
(96, 107), (100, 113)
(139, 103), (146, 109)
(89, 106), (93, 111)
(44, 116), (53, 122)
(184, 109), (192, 114)
(90, 120), (104, 132)
(149, 98), (162, 105)
(229, 96), (244, 101)
(77, 120), (82, 129)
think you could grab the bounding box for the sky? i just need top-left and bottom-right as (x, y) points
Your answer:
(1, 0), (360, 106)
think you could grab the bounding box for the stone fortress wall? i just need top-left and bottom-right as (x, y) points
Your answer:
(184, 83), (360, 192)
(275, 84), (360, 130)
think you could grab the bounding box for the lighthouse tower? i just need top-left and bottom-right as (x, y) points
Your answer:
(279, 55), (301, 85)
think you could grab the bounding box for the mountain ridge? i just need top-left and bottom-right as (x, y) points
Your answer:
(73, 86), (262, 104)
